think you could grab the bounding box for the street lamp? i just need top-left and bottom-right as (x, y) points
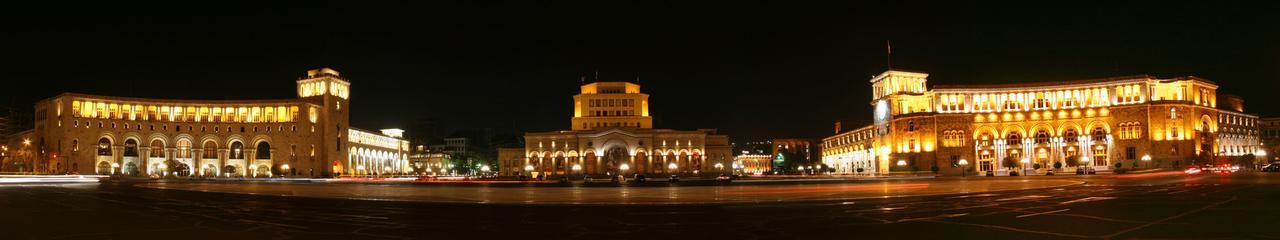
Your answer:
(480, 165), (491, 177)
(1020, 158), (1030, 176)
(1141, 155), (1151, 169)
(667, 162), (677, 173)
(619, 163), (631, 181)
(714, 163), (724, 172)
(281, 164), (290, 177)
(1080, 157), (1091, 174)
(571, 164), (582, 180)
(524, 164), (534, 178)
(111, 162), (120, 175)
(958, 159), (969, 177)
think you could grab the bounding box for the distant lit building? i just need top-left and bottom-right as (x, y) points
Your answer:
(823, 70), (1262, 176)
(1261, 117), (1280, 162)
(502, 81), (733, 178)
(16, 68), (408, 177)
(732, 154), (771, 175)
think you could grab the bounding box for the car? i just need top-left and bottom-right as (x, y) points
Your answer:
(668, 175), (680, 182)
(1184, 167), (1202, 175)
(559, 176), (569, 183)
(633, 174), (647, 183)
(1263, 164), (1280, 172)
(715, 174), (732, 181)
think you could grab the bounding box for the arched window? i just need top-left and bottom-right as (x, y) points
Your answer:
(202, 141), (218, 159)
(123, 139), (139, 157)
(256, 142), (271, 159)
(1064, 129), (1079, 141)
(97, 138), (112, 156)
(1006, 132), (1023, 146)
(176, 140), (192, 159)
(149, 140), (164, 158)
(72, 139), (80, 152)
(1035, 129), (1050, 144)
(942, 130), (965, 147)
(230, 142), (244, 159)
(1091, 127), (1108, 142)
(907, 121), (915, 132)
(978, 132), (994, 148)
(1170, 108), (1178, 119)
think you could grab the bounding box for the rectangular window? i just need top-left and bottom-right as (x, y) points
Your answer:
(1125, 147), (1136, 160)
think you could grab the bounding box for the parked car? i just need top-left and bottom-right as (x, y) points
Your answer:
(1263, 164), (1280, 172)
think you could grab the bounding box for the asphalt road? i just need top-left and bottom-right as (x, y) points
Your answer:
(2, 173), (1279, 240)
(136, 178), (1081, 204)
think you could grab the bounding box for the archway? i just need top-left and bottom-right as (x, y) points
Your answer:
(603, 147), (627, 175)
(203, 164), (218, 176)
(96, 161), (111, 175)
(174, 163), (191, 177)
(256, 141), (271, 160)
(256, 165), (270, 177)
(224, 165), (237, 176)
(123, 162), (139, 176)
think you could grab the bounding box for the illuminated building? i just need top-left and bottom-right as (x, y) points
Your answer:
(1261, 117), (1280, 162)
(822, 70), (1262, 176)
(732, 154), (771, 175)
(19, 68), (408, 177)
(500, 81), (733, 178)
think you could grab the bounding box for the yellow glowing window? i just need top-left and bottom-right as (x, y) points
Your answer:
(72, 101), (82, 117)
(264, 107), (275, 123)
(290, 106), (300, 122)
(250, 107), (261, 123)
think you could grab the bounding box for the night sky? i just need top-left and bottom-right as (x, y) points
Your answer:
(3, 2), (1277, 142)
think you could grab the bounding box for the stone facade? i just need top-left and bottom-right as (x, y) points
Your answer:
(502, 81), (733, 178)
(823, 70), (1262, 176)
(14, 68), (408, 177)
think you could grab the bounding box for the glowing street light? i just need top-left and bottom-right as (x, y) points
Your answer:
(714, 163), (724, 171)
(1141, 155), (1151, 169)
(620, 163), (631, 171)
(1080, 157), (1091, 174)
(571, 164), (582, 171)
(958, 159), (969, 177)
(667, 162), (677, 171)
(1020, 158), (1030, 176)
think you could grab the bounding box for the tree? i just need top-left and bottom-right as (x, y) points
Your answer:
(1002, 156), (1019, 171)
(1064, 155), (1080, 168)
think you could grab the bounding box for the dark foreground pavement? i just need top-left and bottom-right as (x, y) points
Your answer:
(2, 173), (1279, 240)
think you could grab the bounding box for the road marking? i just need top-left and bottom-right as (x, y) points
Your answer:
(1060, 197), (1116, 205)
(1016, 209), (1070, 218)
(996, 195), (1050, 201)
(1103, 196), (1237, 239)
(897, 213), (969, 222)
(946, 193), (998, 199)
(1167, 189), (1195, 194)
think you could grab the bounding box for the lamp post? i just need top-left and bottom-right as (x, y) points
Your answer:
(111, 162), (120, 175)
(1020, 158), (1030, 176)
(281, 164), (290, 177)
(480, 165), (491, 177)
(958, 159), (969, 177)
(619, 163), (630, 182)
(714, 163), (724, 173)
(1141, 155), (1151, 169)
(667, 162), (677, 175)
(1080, 157), (1091, 174)
(571, 164), (582, 180)
(523, 164), (534, 179)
